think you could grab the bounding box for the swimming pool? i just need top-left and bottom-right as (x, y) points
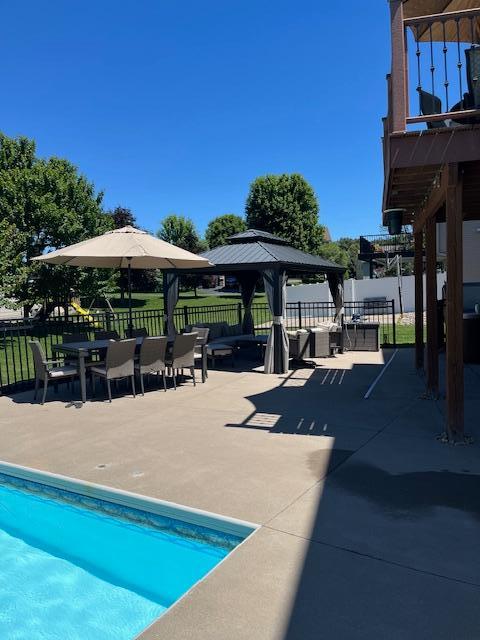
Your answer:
(0, 462), (256, 639)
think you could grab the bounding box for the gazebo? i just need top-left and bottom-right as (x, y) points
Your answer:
(163, 229), (346, 374)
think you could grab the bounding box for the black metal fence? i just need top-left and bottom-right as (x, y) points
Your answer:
(0, 300), (396, 393)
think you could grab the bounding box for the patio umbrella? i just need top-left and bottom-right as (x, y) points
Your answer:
(404, 0), (480, 43)
(32, 226), (212, 333)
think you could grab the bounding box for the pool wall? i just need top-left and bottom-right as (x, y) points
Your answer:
(0, 460), (257, 540)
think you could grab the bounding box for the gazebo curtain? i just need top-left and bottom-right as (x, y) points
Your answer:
(237, 271), (259, 334)
(263, 269), (289, 374)
(163, 272), (179, 338)
(327, 272), (344, 323)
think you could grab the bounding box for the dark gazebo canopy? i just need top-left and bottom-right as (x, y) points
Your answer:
(163, 229), (345, 374)
(188, 229), (345, 275)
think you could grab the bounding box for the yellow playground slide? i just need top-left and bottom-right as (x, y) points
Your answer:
(70, 301), (102, 328)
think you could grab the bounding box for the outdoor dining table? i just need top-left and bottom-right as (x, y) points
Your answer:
(52, 338), (144, 403)
(53, 336), (207, 403)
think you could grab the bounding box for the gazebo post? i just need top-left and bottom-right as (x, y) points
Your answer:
(273, 269), (282, 373)
(163, 272), (179, 337)
(268, 268), (288, 375)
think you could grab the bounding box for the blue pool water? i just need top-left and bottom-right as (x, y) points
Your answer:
(0, 473), (246, 639)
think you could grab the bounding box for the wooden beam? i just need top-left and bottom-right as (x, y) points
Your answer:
(445, 164), (464, 436)
(425, 215), (439, 397)
(388, 126), (480, 170)
(389, 0), (409, 133)
(413, 169), (447, 232)
(406, 109), (480, 125)
(414, 230), (424, 370)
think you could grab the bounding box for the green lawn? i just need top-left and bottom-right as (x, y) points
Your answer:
(106, 291), (267, 312)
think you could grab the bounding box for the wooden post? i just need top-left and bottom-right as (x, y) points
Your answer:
(414, 230), (424, 370)
(445, 164), (464, 436)
(425, 216), (439, 396)
(389, 0), (409, 133)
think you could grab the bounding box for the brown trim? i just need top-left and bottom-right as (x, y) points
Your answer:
(403, 7), (480, 27)
(414, 230), (424, 370)
(390, 0), (409, 133)
(413, 168), (447, 232)
(406, 109), (480, 125)
(425, 216), (439, 397)
(445, 164), (464, 436)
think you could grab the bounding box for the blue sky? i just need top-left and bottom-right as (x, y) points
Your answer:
(1, 1), (391, 240)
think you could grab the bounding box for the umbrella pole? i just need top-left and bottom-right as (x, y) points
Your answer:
(127, 259), (133, 337)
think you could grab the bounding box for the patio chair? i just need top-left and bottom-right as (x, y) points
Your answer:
(134, 336), (168, 395)
(192, 326), (210, 382)
(63, 331), (89, 343)
(94, 329), (120, 340)
(94, 329), (120, 361)
(419, 89), (448, 129)
(129, 327), (149, 338)
(167, 332), (198, 389)
(90, 339), (136, 402)
(63, 332), (92, 367)
(28, 340), (79, 405)
(466, 46), (480, 109)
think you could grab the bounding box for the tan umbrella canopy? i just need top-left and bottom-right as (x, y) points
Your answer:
(404, 0), (480, 43)
(33, 226), (213, 332)
(32, 225), (211, 269)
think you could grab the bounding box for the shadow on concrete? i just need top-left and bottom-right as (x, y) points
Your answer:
(328, 460), (480, 521)
(224, 359), (390, 436)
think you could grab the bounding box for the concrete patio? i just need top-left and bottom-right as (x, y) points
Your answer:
(1, 349), (479, 639)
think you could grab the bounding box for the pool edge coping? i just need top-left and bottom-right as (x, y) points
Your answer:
(0, 460), (259, 539)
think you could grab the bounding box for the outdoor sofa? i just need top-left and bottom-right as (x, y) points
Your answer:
(184, 321), (260, 347)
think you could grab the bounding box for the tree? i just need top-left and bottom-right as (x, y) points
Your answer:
(109, 206), (136, 229)
(205, 214), (246, 249)
(245, 174), (325, 254)
(336, 237), (360, 279)
(108, 206), (157, 298)
(157, 215), (207, 254)
(157, 215), (207, 296)
(317, 242), (350, 271)
(0, 133), (116, 313)
(0, 220), (28, 308)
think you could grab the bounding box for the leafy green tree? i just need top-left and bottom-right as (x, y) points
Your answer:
(245, 174), (325, 254)
(0, 220), (28, 308)
(317, 242), (350, 270)
(109, 206), (136, 229)
(336, 237), (359, 279)
(157, 214), (207, 253)
(205, 214), (246, 249)
(0, 133), (115, 313)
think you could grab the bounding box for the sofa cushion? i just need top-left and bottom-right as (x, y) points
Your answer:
(222, 323), (242, 337)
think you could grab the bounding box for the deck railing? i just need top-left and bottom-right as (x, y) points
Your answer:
(388, 3), (480, 132)
(0, 300), (397, 393)
(359, 234), (415, 256)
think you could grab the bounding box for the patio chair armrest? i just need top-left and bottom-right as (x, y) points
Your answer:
(45, 358), (63, 367)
